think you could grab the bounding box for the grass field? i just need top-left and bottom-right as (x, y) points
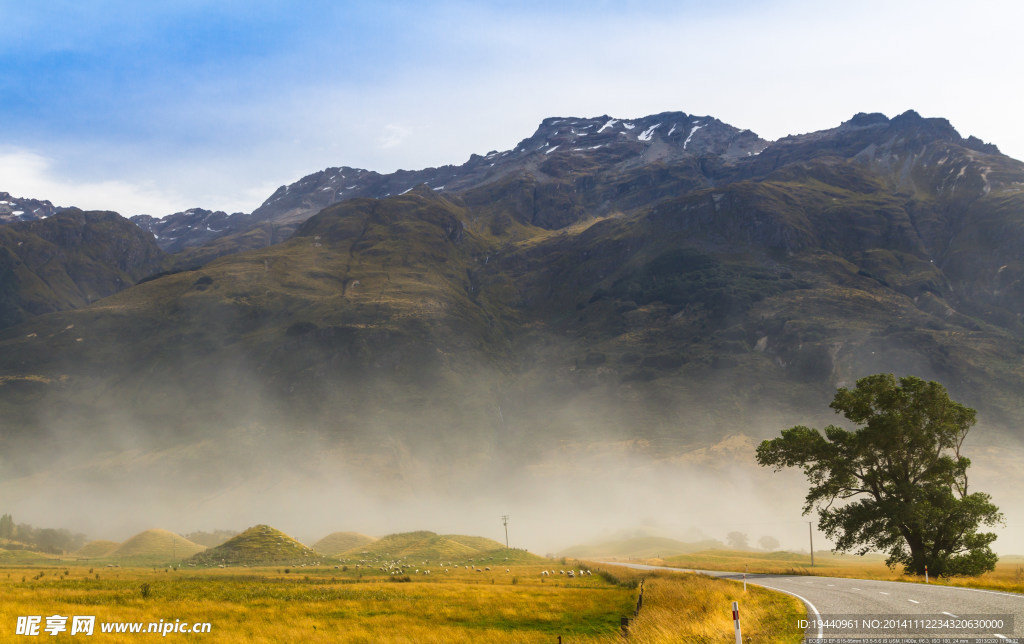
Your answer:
(0, 559), (805, 642)
(654, 549), (1024, 595)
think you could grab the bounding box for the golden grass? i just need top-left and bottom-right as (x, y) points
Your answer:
(0, 564), (633, 643)
(0, 561), (812, 642)
(627, 573), (804, 644)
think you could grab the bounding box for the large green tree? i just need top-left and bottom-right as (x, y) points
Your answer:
(756, 374), (1002, 577)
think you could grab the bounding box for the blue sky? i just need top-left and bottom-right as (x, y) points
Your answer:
(2, 0), (1023, 217)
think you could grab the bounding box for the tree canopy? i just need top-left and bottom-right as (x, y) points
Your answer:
(756, 374), (1002, 577)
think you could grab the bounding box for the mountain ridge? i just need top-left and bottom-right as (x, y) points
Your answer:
(0, 109), (1022, 519)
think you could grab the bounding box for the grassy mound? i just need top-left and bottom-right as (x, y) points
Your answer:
(73, 540), (121, 558)
(338, 530), (546, 564)
(311, 532), (377, 556)
(112, 529), (205, 559)
(187, 524), (320, 566)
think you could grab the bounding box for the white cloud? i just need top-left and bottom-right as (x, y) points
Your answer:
(378, 123), (413, 150)
(0, 147), (185, 217)
(0, 146), (281, 218)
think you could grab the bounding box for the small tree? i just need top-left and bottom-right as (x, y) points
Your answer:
(756, 374), (1002, 577)
(758, 536), (780, 551)
(726, 531), (749, 550)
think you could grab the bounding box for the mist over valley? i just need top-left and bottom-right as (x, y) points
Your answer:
(2, 109), (1023, 558)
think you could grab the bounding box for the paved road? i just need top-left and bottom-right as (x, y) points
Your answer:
(602, 561), (1024, 640)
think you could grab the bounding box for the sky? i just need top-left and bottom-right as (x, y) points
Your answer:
(2, 0), (1023, 218)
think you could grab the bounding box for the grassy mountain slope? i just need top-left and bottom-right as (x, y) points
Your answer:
(0, 210), (165, 328)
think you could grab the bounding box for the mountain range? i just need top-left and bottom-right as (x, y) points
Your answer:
(1, 109), (1022, 510)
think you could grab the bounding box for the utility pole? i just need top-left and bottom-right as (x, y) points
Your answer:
(809, 521), (814, 567)
(501, 515), (510, 549)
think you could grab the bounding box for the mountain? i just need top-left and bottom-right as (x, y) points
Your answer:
(132, 208), (258, 254)
(0, 209), (166, 328)
(135, 111), (766, 262)
(0, 192), (61, 223)
(0, 109), (1022, 518)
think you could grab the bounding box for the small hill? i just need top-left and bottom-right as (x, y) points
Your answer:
(312, 532), (377, 556)
(183, 529), (239, 548)
(559, 536), (727, 559)
(339, 530), (544, 563)
(73, 540), (121, 558)
(112, 529), (205, 559)
(187, 524), (320, 566)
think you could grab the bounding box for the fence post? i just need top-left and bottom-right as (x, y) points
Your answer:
(732, 601), (742, 644)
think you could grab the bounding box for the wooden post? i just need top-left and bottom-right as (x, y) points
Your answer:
(809, 522), (814, 567)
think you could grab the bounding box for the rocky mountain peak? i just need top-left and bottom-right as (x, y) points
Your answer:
(0, 192), (61, 222)
(515, 111), (768, 160)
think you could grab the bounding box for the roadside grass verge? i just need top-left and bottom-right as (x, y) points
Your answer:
(584, 562), (805, 643)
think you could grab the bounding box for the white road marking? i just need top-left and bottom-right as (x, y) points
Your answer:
(852, 587), (861, 591)
(932, 585), (1024, 600)
(756, 584), (824, 639)
(907, 599), (919, 604)
(994, 634), (1007, 640)
(879, 591), (889, 595)
(942, 611), (959, 618)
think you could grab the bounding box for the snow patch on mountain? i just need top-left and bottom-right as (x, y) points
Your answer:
(638, 123), (661, 142)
